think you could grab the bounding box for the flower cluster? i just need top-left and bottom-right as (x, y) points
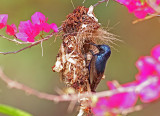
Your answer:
(0, 12), (58, 42)
(92, 45), (160, 116)
(136, 45), (160, 102)
(116, 0), (160, 18)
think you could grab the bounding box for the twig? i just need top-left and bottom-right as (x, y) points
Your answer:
(0, 35), (29, 44)
(0, 26), (62, 55)
(0, 32), (53, 45)
(113, 104), (144, 115)
(0, 68), (72, 102)
(0, 41), (40, 55)
(133, 0), (160, 24)
(132, 13), (159, 24)
(0, 68), (158, 102)
(93, 0), (109, 7)
(0, 68), (158, 115)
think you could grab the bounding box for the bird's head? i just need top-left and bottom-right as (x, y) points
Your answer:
(89, 43), (111, 55)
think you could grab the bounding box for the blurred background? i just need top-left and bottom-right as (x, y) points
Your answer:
(0, 0), (160, 116)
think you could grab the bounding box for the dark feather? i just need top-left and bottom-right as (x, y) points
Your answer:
(88, 44), (111, 92)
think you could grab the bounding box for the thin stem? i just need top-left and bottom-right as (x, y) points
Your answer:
(0, 41), (40, 55)
(0, 26), (62, 55)
(93, 0), (109, 7)
(0, 68), (158, 115)
(132, 13), (159, 24)
(0, 67), (157, 102)
(133, 0), (160, 24)
(0, 35), (29, 44)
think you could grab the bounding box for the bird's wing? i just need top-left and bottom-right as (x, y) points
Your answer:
(89, 55), (99, 92)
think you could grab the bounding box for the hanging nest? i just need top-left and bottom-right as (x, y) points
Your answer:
(52, 5), (117, 115)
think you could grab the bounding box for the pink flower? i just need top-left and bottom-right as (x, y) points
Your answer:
(115, 0), (160, 18)
(106, 81), (138, 109)
(139, 76), (160, 103)
(92, 93), (138, 115)
(136, 56), (157, 81)
(135, 45), (160, 102)
(15, 12), (58, 42)
(16, 20), (40, 42)
(135, 45), (160, 81)
(50, 23), (58, 32)
(93, 44), (160, 115)
(6, 24), (17, 36)
(106, 92), (137, 109)
(31, 12), (58, 33)
(92, 81), (138, 115)
(0, 14), (8, 29)
(31, 12), (46, 25)
(92, 97), (117, 116)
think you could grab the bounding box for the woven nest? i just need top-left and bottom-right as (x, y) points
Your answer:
(53, 6), (116, 93)
(52, 6), (117, 115)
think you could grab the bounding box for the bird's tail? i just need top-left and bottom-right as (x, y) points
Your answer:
(90, 73), (104, 92)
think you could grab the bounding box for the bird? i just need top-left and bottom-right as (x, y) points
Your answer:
(88, 43), (111, 92)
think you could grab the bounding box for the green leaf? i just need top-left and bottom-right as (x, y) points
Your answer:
(0, 104), (32, 116)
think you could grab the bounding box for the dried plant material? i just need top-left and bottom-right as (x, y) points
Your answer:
(53, 6), (99, 92)
(53, 6), (117, 115)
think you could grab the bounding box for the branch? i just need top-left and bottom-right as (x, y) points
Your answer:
(0, 68), (158, 102)
(132, 13), (159, 24)
(133, 0), (160, 24)
(0, 35), (29, 44)
(0, 41), (41, 55)
(0, 68), (158, 115)
(0, 68), (71, 102)
(0, 26), (62, 55)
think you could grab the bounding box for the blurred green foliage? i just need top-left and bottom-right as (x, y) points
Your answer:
(0, 104), (32, 116)
(0, 0), (160, 116)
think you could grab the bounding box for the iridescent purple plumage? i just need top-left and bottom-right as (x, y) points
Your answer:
(88, 44), (111, 92)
